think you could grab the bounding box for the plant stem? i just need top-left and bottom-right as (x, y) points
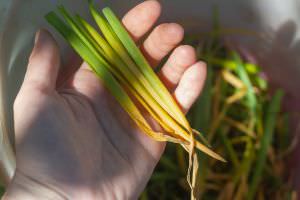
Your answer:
(247, 90), (284, 200)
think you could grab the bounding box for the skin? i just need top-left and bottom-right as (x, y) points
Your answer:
(3, 1), (207, 199)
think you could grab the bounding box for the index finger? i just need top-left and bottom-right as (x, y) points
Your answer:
(122, 0), (161, 42)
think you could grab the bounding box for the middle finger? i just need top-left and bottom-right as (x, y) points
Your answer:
(140, 23), (184, 67)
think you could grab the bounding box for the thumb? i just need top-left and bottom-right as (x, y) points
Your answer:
(23, 29), (60, 93)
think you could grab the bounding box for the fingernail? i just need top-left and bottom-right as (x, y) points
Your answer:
(34, 29), (48, 46)
(34, 30), (41, 44)
(30, 29), (49, 61)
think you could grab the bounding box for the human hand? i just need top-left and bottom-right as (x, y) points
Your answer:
(3, 1), (207, 199)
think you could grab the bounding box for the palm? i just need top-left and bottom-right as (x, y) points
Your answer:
(10, 1), (207, 199)
(64, 73), (165, 197)
(15, 82), (160, 198)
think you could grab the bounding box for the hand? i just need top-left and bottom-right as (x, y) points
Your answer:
(3, 1), (207, 199)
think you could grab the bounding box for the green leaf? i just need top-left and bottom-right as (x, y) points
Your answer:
(247, 90), (284, 200)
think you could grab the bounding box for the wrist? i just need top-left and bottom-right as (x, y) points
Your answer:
(2, 171), (67, 200)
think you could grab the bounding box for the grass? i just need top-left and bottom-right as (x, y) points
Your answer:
(0, 3), (296, 200)
(46, 2), (224, 200)
(142, 30), (295, 199)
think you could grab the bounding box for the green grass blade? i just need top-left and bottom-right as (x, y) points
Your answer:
(233, 53), (257, 114)
(72, 15), (170, 131)
(45, 12), (155, 137)
(57, 6), (125, 83)
(47, 9), (191, 144)
(219, 127), (239, 169)
(232, 52), (257, 136)
(188, 50), (214, 198)
(46, 4), (224, 165)
(74, 15), (124, 68)
(191, 65), (213, 132)
(101, 6), (190, 130)
(247, 90), (284, 200)
(86, 5), (194, 137)
(75, 15), (187, 135)
(58, 6), (104, 58)
(58, 6), (170, 134)
(208, 58), (260, 75)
